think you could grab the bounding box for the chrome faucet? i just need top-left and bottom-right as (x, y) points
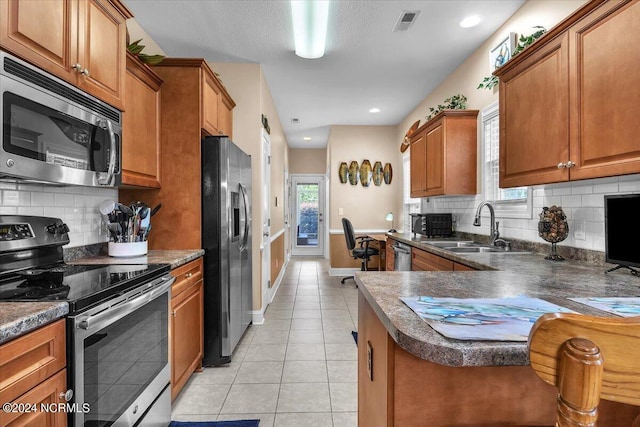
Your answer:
(473, 201), (500, 246)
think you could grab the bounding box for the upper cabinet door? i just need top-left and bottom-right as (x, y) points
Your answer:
(76, 0), (127, 110)
(410, 129), (426, 198)
(202, 70), (220, 136)
(569, 0), (640, 181)
(498, 33), (570, 188)
(425, 122), (444, 196)
(0, 0), (77, 83)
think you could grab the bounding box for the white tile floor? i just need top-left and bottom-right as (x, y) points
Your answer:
(171, 258), (359, 427)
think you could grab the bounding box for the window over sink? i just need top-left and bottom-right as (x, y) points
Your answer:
(482, 102), (532, 219)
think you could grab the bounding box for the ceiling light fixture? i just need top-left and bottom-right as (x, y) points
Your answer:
(459, 15), (482, 28)
(303, 137), (312, 141)
(369, 108), (381, 113)
(291, 0), (329, 59)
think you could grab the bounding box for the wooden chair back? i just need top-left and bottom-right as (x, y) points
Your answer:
(528, 312), (640, 426)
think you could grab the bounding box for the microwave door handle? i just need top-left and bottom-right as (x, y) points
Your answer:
(96, 119), (116, 186)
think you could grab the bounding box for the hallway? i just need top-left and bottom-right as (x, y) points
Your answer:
(171, 257), (359, 426)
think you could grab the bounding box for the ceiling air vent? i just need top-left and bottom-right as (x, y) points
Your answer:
(291, 118), (300, 124)
(393, 10), (420, 32)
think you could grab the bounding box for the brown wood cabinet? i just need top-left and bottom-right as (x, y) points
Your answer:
(411, 247), (453, 271)
(385, 238), (396, 271)
(119, 58), (235, 249)
(453, 262), (476, 271)
(170, 258), (204, 401)
(495, 0), (640, 188)
(409, 130), (426, 198)
(410, 110), (478, 198)
(0, 319), (67, 427)
(0, 0), (131, 110)
(120, 52), (162, 188)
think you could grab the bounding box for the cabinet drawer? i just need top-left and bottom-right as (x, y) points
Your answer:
(171, 257), (204, 297)
(0, 319), (66, 405)
(411, 249), (453, 271)
(0, 369), (67, 427)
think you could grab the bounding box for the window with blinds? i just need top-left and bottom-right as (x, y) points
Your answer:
(482, 102), (532, 218)
(403, 152), (420, 232)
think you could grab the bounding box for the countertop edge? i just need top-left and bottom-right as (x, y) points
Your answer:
(0, 302), (69, 345)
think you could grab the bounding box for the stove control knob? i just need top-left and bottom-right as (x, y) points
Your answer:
(46, 224), (58, 234)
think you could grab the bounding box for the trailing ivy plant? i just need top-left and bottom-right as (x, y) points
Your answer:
(426, 94), (468, 121)
(477, 26), (547, 90)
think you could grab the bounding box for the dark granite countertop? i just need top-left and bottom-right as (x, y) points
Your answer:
(0, 302), (69, 345)
(355, 233), (640, 368)
(69, 249), (204, 270)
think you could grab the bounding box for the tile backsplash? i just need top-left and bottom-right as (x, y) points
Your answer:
(422, 174), (640, 253)
(0, 182), (116, 247)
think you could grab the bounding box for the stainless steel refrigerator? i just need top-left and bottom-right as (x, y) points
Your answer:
(201, 136), (253, 366)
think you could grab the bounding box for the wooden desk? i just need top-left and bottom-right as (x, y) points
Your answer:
(367, 234), (387, 271)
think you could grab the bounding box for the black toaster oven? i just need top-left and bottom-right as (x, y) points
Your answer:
(410, 213), (453, 237)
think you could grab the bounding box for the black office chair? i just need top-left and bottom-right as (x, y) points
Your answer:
(341, 218), (379, 285)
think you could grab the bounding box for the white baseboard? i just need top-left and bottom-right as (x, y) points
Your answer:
(251, 309), (265, 325)
(329, 267), (359, 277)
(267, 257), (289, 304)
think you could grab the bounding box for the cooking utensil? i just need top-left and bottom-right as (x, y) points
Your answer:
(150, 203), (162, 217)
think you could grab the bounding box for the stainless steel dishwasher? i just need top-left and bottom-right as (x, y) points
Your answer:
(393, 242), (412, 271)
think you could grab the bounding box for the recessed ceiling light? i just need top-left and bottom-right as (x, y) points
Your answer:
(459, 15), (482, 28)
(303, 137), (312, 141)
(369, 108), (381, 113)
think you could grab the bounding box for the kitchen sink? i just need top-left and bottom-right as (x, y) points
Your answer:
(426, 241), (475, 248)
(446, 246), (503, 253)
(423, 240), (530, 254)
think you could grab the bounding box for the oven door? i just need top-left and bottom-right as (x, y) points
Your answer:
(0, 52), (121, 187)
(69, 274), (174, 427)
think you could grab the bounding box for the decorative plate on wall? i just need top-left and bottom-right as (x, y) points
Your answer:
(383, 163), (393, 184)
(360, 160), (372, 187)
(338, 162), (348, 184)
(348, 161), (359, 185)
(372, 161), (384, 186)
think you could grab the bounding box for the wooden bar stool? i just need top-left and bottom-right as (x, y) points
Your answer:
(528, 312), (640, 427)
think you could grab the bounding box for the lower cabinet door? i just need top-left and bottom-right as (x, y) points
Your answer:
(0, 369), (67, 427)
(171, 278), (204, 400)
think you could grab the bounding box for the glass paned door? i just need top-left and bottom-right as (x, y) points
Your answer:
(291, 175), (324, 256)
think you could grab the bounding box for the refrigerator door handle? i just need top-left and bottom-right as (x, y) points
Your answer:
(239, 183), (250, 252)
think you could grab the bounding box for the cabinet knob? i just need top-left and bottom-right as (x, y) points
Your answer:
(566, 160), (576, 168)
(59, 389), (73, 402)
(185, 272), (192, 278)
(72, 64), (90, 76)
(557, 162), (567, 169)
(171, 310), (177, 317)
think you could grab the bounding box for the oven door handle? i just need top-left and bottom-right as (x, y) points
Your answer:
(77, 275), (175, 331)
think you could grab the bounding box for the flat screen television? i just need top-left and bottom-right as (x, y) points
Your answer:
(604, 193), (640, 275)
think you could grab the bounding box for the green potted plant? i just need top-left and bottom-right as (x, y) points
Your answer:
(477, 26), (547, 90)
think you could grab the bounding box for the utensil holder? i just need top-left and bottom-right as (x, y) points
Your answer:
(108, 241), (148, 257)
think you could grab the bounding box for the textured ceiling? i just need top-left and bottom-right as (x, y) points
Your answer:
(126, 0), (525, 148)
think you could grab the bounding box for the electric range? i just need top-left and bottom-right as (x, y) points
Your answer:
(0, 215), (174, 426)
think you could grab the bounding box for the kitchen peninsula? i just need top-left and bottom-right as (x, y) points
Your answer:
(357, 234), (640, 426)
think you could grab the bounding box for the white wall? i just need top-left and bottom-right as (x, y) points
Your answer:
(0, 182), (115, 247)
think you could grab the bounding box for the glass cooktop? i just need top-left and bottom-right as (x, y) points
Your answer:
(0, 263), (171, 313)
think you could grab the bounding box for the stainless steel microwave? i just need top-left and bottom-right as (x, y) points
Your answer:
(0, 51), (121, 187)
